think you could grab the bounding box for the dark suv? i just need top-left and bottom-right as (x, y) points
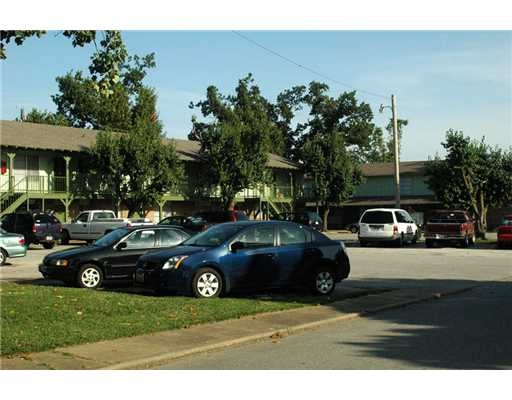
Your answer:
(0, 212), (62, 248)
(274, 211), (323, 231)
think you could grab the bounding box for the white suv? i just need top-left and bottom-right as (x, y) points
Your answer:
(358, 208), (419, 247)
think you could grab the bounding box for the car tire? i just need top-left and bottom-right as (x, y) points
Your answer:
(61, 230), (70, 245)
(469, 233), (476, 246)
(411, 231), (418, 245)
(396, 233), (404, 247)
(0, 249), (7, 266)
(311, 267), (335, 296)
(350, 226), (358, 234)
(425, 239), (434, 248)
(192, 268), (223, 298)
(461, 234), (470, 248)
(77, 264), (103, 289)
(43, 242), (55, 250)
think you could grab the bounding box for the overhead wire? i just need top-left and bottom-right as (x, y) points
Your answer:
(232, 31), (389, 100)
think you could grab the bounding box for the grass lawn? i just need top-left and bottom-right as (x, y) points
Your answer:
(0, 282), (325, 356)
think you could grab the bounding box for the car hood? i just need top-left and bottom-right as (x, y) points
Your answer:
(44, 245), (106, 261)
(141, 245), (212, 263)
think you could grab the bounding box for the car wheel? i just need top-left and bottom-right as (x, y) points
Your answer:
(312, 267), (335, 295)
(411, 231), (418, 245)
(425, 239), (434, 248)
(192, 268), (223, 298)
(396, 233), (404, 247)
(61, 230), (70, 245)
(350, 226), (358, 234)
(461, 234), (470, 248)
(43, 242), (55, 250)
(469, 233), (476, 246)
(0, 249), (7, 266)
(77, 264), (103, 289)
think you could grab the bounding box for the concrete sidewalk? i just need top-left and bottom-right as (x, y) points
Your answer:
(0, 282), (481, 370)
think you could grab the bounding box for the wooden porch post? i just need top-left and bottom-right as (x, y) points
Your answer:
(63, 156), (71, 222)
(7, 153), (15, 192)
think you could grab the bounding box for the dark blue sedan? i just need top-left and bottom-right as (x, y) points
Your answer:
(134, 221), (350, 298)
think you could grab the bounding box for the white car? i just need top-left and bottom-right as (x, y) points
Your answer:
(358, 208), (419, 247)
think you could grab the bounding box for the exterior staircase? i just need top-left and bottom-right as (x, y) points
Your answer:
(0, 192), (28, 215)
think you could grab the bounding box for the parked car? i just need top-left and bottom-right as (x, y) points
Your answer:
(0, 211), (60, 248)
(177, 210), (249, 232)
(158, 215), (202, 234)
(358, 208), (419, 247)
(134, 221), (350, 298)
(273, 211), (323, 231)
(39, 225), (191, 288)
(0, 228), (27, 265)
(61, 210), (152, 244)
(497, 214), (512, 249)
(346, 222), (359, 234)
(423, 210), (476, 248)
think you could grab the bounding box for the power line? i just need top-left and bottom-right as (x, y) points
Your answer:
(232, 31), (389, 100)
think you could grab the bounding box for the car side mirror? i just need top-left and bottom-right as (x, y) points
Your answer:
(230, 241), (244, 253)
(116, 242), (127, 251)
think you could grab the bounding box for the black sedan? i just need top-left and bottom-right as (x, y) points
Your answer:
(39, 225), (190, 289)
(135, 221), (350, 298)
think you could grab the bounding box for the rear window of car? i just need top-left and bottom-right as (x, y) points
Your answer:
(34, 214), (52, 223)
(361, 211), (394, 224)
(429, 212), (467, 224)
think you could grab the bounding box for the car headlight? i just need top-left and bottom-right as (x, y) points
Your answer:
(55, 259), (69, 267)
(162, 255), (188, 270)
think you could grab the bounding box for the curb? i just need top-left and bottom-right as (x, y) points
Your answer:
(102, 285), (479, 370)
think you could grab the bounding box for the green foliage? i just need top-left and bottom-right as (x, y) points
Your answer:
(91, 88), (183, 217)
(189, 74), (277, 209)
(0, 30), (45, 58)
(20, 108), (70, 126)
(1, 30), (128, 96)
(302, 132), (363, 230)
(425, 130), (512, 236)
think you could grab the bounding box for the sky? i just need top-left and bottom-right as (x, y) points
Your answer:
(1, 30), (511, 161)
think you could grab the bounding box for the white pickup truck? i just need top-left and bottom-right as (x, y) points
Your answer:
(61, 210), (152, 244)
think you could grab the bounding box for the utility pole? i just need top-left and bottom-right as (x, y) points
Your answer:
(379, 94), (401, 208)
(391, 94), (400, 208)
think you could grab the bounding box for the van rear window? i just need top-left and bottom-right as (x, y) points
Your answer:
(361, 211), (394, 224)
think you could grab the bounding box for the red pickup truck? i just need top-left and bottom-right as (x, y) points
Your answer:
(424, 210), (476, 248)
(497, 215), (512, 249)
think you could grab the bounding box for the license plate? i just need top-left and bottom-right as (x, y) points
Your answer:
(369, 225), (383, 231)
(46, 236), (53, 241)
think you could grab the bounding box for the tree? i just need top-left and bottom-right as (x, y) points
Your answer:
(302, 132), (363, 230)
(19, 108), (69, 126)
(1, 30), (127, 96)
(189, 74), (278, 210)
(52, 53), (155, 130)
(90, 87), (183, 217)
(425, 130), (512, 238)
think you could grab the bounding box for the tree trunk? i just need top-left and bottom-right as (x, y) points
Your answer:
(322, 204), (330, 231)
(224, 197), (235, 211)
(476, 208), (488, 239)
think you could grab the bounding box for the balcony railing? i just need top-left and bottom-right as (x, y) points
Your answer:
(0, 175), (68, 194)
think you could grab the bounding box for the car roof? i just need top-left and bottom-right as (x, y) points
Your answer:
(363, 208), (407, 212)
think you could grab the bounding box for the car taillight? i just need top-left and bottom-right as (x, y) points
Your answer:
(230, 213), (236, 222)
(393, 225), (398, 234)
(32, 224), (37, 233)
(19, 237), (25, 245)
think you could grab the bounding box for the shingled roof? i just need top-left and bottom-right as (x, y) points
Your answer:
(361, 161), (427, 176)
(0, 120), (299, 170)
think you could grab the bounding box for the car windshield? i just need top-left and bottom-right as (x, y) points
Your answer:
(182, 224), (245, 247)
(93, 228), (131, 247)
